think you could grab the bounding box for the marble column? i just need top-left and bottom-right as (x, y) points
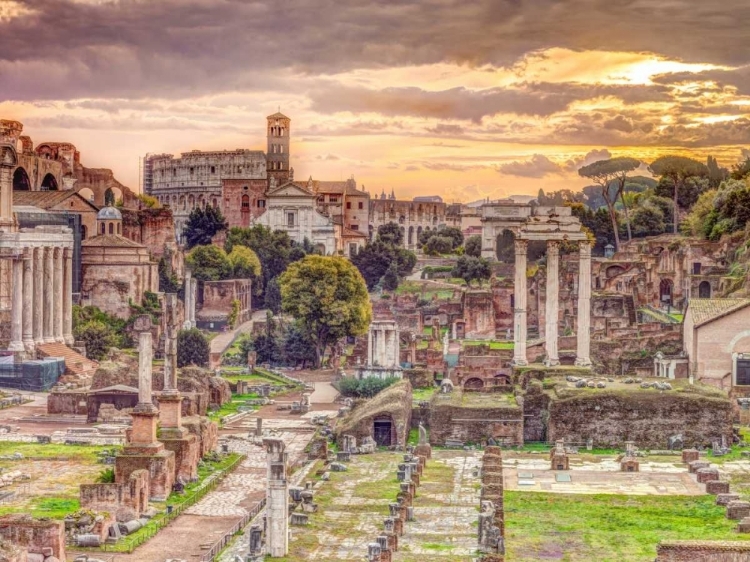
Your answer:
(163, 294), (179, 394)
(512, 239), (528, 366)
(33, 248), (43, 346)
(43, 247), (54, 343)
(53, 248), (64, 343)
(367, 326), (374, 366)
(138, 331), (153, 407)
(21, 248), (34, 353)
(544, 241), (560, 367)
(182, 270), (193, 329)
(63, 248), (74, 345)
(8, 254), (24, 352)
(190, 278), (197, 326)
(575, 242), (592, 367)
(264, 438), (289, 557)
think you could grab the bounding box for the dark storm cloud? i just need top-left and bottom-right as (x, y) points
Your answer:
(1, 0), (749, 101)
(653, 66), (750, 95)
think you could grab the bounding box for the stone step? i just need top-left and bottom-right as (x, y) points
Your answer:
(36, 343), (98, 377)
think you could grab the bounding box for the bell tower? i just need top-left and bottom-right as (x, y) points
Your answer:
(267, 112), (291, 186)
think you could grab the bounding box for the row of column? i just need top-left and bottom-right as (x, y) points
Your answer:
(8, 246), (73, 353)
(368, 323), (399, 369)
(512, 240), (591, 367)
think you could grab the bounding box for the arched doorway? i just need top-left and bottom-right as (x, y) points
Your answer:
(80, 224), (87, 240)
(40, 173), (58, 191)
(698, 281), (711, 299)
(408, 226), (414, 246)
(12, 168), (31, 191)
(464, 377), (484, 391)
(495, 229), (515, 262)
(660, 279), (673, 306)
(373, 415), (393, 447)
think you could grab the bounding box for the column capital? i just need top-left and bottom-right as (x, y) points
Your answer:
(547, 240), (560, 255)
(514, 239), (528, 254)
(21, 247), (32, 260)
(579, 241), (592, 257)
(63, 247), (73, 259)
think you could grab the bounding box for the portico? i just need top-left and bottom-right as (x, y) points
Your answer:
(482, 203), (591, 367)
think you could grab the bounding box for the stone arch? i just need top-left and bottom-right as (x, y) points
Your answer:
(698, 281), (711, 298)
(495, 229), (515, 262)
(78, 187), (94, 202)
(464, 377), (484, 391)
(12, 167), (31, 191)
(179, 195), (186, 210)
(408, 226), (414, 246)
(212, 197), (218, 208)
(660, 278), (673, 306)
(314, 243), (326, 255)
(373, 414), (394, 447)
(417, 226), (423, 241)
(606, 265), (625, 279)
(104, 187), (122, 206)
(188, 194), (195, 209)
(40, 173), (58, 191)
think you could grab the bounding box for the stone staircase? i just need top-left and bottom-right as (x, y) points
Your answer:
(36, 343), (98, 380)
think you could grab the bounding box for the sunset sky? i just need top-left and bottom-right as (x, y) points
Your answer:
(1, 0), (750, 202)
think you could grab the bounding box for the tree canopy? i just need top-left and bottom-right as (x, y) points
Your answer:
(649, 156), (708, 234)
(464, 234), (482, 258)
(452, 256), (492, 286)
(279, 255), (371, 367)
(183, 205), (228, 249)
(377, 222), (403, 247)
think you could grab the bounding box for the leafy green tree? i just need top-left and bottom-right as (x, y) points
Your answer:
(227, 245), (261, 279)
(682, 189), (717, 237)
(423, 235), (453, 255)
(439, 227), (464, 250)
(707, 155), (728, 188)
(381, 261), (400, 291)
(731, 157), (750, 180)
(282, 326), (318, 368)
(452, 256), (492, 286)
(264, 277), (282, 314)
(649, 156), (709, 234)
(279, 256), (371, 367)
(464, 235), (482, 258)
(186, 245), (232, 282)
(377, 222), (403, 246)
(351, 241), (416, 290)
(183, 205), (228, 249)
(630, 200), (666, 237)
(394, 247), (417, 276)
(578, 157), (641, 249)
(75, 320), (117, 361)
(177, 328), (210, 368)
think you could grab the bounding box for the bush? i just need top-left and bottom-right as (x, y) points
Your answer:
(465, 235), (482, 257)
(337, 376), (399, 398)
(423, 235), (454, 256)
(75, 320), (118, 361)
(177, 328), (210, 368)
(96, 468), (115, 483)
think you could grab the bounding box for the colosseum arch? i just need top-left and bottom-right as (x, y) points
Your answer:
(12, 167), (31, 191)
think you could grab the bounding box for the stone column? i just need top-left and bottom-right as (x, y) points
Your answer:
(33, 248), (43, 346)
(8, 254), (24, 352)
(21, 248), (34, 353)
(182, 270), (193, 329)
(264, 438), (289, 557)
(368, 326), (374, 366)
(189, 277), (197, 326)
(512, 239), (528, 366)
(163, 293), (179, 393)
(575, 242), (592, 367)
(53, 248), (64, 343)
(544, 241), (560, 367)
(63, 248), (73, 345)
(138, 329), (153, 407)
(43, 247), (54, 343)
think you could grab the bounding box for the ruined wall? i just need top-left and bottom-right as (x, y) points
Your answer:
(80, 469), (149, 522)
(547, 387), (732, 448)
(0, 516), (65, 560)
(222, 178), (268, 227)
(464, 290), (496, 339)
(46, 390), (87, 415)
(183, 415), (219, 457)
(121, 206), (178, 262)
(429, 390), (523, 445)
(656, 540), (750, 561)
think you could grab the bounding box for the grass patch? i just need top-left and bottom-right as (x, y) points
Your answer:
(505, 492), (750, 561)
(412, 387), (437, 401)
(207, 393), (260, 422)
(0, 441), (118, 463)
(463, 340), (514, 350)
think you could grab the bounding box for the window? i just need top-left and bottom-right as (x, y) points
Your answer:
(190, 167), (194, 175)
(258, 200), (266, 208)
(358, 202), (363, 209)
(351, 225), (358, 230)
(287, 212), (295, 227)
(330, 197), (338, 204)
(242, 195), (250, 211)
(100, 223), (105, 235)
(349, 244), (358, 256)
(737, 359), (750, 385)
(279, 145), (284, 153)
(117, 223), (121, 235)
(211, 166), (216, 174)
(346, 202), (351, 209)
(108, 223), (114, 235)
(693, 262), (702, 274)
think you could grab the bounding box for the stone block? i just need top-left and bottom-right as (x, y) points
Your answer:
(696, 468), (720, 484)
(681, 449), (700, 464)
(739, 517), (750, 534)
(688, 460), (710, 474)
(705, 480), (730, 495)
(716, 493), (740, 506)
(726, 501), (750, 520)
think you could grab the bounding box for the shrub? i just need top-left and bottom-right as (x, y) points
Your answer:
(177, 328), (210, 368)
(337, 376), (399, 398)
(75, 320), (117, 361)
(96, 468), (115, 483)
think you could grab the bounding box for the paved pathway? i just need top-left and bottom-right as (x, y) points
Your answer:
(210, 318), (255, 356)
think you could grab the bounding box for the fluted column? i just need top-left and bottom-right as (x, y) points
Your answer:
(43, 247), (54, 343)
(544, 241), (560, 367)
(63, 248), (74, 345)
(575, 242), (592, 367)
(163, 293), (179, 394)
(22, 248), (34, 353)
(190, 278), (197, 325)
(512, 239), (528, 366)
(182, 270), (193, 329)
(8, 254), (24, 352)
(33, 248), (43, 346)
(53, 248), (64, 343)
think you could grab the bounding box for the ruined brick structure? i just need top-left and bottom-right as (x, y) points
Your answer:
(369, 194), (448, 249)
(196, 278), (252, 330)
(80, 469), (150, 521)
(0, 515), (66, 561)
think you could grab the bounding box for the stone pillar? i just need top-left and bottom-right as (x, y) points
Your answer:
(22, 248), (34, 353)
(368, 326), (374, 366)
(264, 438), (289, 557)
(8, 254), (24, 352)
(159, 293), (184, 431)
(512, 239), (528, 366)
(43, 247), (54, 343)
(138, 329), (153, 407)
(53, 247), (64, 343)
(33, 248), (43, 346)
(575, 242), (592, 367)
(63, 248), (74, 345)
(182, 270), (193, 329)
(544, 241), (560, 367)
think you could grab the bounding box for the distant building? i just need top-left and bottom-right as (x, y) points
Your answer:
(369, 190), (449, 250)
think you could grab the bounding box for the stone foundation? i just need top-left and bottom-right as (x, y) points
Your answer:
(80, 469), (150, 522)
(160, 429), (200, 482)
(726, 501), (750, 520)
(706, 481), (731, 495)
(115, 448), (175, 501)
(657, 540), (750, 561)
(696, 467), (720, 484)
(681, 449), (700, 464)
(0, 515), (65, 561)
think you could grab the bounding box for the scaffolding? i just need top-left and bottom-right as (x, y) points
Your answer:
(0, 355), (65, 391)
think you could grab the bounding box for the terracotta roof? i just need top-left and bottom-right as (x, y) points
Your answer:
(12, 190), (99, 211)
(81, 234), (145, 248)
(342, 227), (366, 239)
(268, 181), (314, 197)
(267, 112), (289, 120)
(689, 298), (750, 327)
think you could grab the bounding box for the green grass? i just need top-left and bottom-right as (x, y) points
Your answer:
(412, 387), (437, 401)
(207, 393), (260, 421)
(463, 340), (514, 350)
(0, 497), (81, 519)
(505, 492), (750, 561)
(0, 441), (118, 463)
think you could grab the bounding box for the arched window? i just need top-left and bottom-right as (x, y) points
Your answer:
(108, 223), (113, 234)
(100, 223), (105, 235)
(241, 195), (250, 211)
(117, 223), (121, 235)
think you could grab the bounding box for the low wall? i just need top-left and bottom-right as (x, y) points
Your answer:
(0, 515), (65, 560)
(657, 540), (750, 561)
(80, 469), (149, 521)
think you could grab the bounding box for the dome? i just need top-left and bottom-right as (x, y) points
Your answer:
(97, 206), (122, 221)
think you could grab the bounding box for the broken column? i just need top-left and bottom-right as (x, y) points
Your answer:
(550, 439), (569, 471)
(544, 240), (560, 367)
(414, 422), (432, 460)
(264, 437), (289, 557)
(114, 315), (175, 500)
(620, 441), (640, 472)
(479, 446), (505, 561)
(158, 293), (199, 482)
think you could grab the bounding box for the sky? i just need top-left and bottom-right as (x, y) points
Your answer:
(1, 0), (750, 202)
